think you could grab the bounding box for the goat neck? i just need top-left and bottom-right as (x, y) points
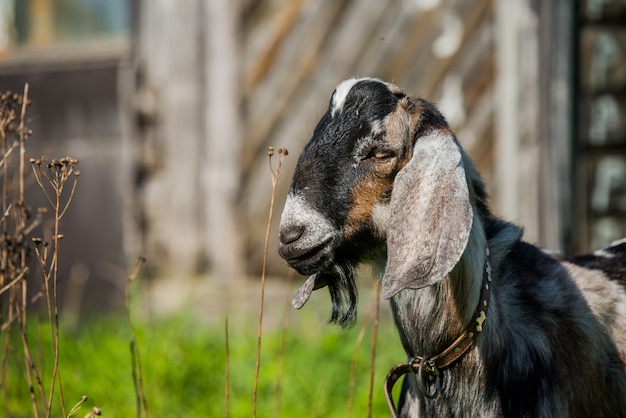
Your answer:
(386, 212), (489, 358)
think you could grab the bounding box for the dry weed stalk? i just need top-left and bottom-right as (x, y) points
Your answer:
(67, 395), (88, 416)
(82, 407), (102, 418)
(67, 395), (100, 418)
(274, 268), (294, 418)
(0, 85), (93, 417)
(367, 282), (380, 418)
(125, 256), (149, 418)
(31, 154), (80, 417)
(0, 85), (47, 417)
(312, 379), (327, 418)
(346, 283), (378, 418)
(253, 146), (288, 418)
(224, 317), (230, 418)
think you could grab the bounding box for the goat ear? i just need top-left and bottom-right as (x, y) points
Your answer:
(381, 129), (473, 299)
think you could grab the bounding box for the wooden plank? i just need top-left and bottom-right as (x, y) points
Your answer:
(203, 0), (245, 278)
(241, 0), (349, 172)
(135, 0), (206, 274)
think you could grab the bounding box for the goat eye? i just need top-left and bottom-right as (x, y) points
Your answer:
(355, 145), (394, 163)
(372, 150), (394, 160)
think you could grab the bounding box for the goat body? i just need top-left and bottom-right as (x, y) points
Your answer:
(278, 78), (626, 417)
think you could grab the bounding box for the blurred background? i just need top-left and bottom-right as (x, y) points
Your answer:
(0, 0), (625, 315)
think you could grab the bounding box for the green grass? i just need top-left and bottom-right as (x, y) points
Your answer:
(3, 287), (406, 417)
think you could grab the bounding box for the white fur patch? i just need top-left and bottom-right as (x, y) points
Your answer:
(593, 237), (626, 258)
(331, 77), (382, 117)
(280, 192), (336, 248)
(331, 78), (360, 117)
(371, 202), (391, 239)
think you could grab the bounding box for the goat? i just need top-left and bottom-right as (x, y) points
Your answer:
(278, 77), (626, 417)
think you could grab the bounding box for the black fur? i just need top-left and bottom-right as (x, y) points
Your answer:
(567, 240), (626, 287)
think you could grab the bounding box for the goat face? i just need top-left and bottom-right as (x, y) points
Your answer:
(278, 78), (473, 326)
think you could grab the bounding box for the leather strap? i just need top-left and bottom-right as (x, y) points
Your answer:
(384, 249), (492, 417)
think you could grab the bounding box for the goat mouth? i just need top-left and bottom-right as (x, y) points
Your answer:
(280, 237), (359, 327)
(291, 261), (359, 327)
(279, 239), (334, 274)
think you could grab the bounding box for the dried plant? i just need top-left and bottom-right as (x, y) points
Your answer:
(0, 85), (96, 417)
(67, 395), (101, 418)
(367, 282), (380, 418)
(224, 317), (230, 418)
(346, 283), (377, 418)
(0, 85), (45, 417)
(252, 146), (288, 418)
(125, 256), (148, 418)
(30, 155), (80, 417)
(274, 268), (294, 418)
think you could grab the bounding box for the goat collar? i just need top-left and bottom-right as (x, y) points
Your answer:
(384, 247), (492, 416)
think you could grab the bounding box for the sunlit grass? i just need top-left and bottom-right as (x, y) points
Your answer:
(5, 285), (405, 417)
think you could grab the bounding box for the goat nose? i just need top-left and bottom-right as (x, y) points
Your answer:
(280, 225), (305, 245)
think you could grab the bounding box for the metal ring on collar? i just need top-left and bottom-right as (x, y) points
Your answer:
(416, 357), (442, 399)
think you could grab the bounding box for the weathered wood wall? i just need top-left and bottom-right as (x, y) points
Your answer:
(239, 0), (498, 274)
(2, 0), (619, 308)
(129, 0), (581, 278)
(130, 0), (244, 278)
